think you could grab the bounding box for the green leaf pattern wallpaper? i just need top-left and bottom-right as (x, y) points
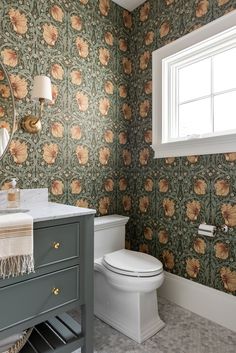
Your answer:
(1, 0), (236, 295)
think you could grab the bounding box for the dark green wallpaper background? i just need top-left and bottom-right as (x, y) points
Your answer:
(1, 0), (236, 295)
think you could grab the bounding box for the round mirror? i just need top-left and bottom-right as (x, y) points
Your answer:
(0, 60), (16, 160)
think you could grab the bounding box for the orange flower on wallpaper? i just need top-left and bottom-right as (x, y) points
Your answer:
(144, 130), (152, 144)
(51, 180), (64, 195)
(194, 179), (207, 195)
(43, 24), (58, 46)
(76, 37), (89, 58)
(144, 81), (152, 94)
(144, 178), (153, 192)
(76, 92), (88, 111)
(1, 48), (18, 67)
(9, 140), (27, 164)
(140, 51), (150, 70)
(76, 145), (88, 165)
(145, 31), (154, 45)
(51, 122), (64, 138)
(119, 39), (128, 52)
(0, 71), (4, 80)
(71, 180), (82, 194)
(9, 74), (27, 99)
(0, 84), (10, 98)
(104, 130), (114, 143)
(99, 147), (110, 165)
(221, 204), (236, 227)
(139, 148), (150, 166)
(104, 81), (114, 94)
(123, 10), (132, 29)
(224, 152), (236, 162)
(104, 32), (113, 46)
(99, 48), (110, 66)
(122, 103), (132, 120)
(122, 195), (131, 211)
(159, 21), (170, 38)
(165, 157), (175, 164)
(76, 199), (89, 208)
(119, 85), (127, 98)
(140, 3), (150, 22)
(119, 178), (128, 191)
(139, 99), (150, 118)
(139, 196), (149, 213)
(99, 98), (110, 116)
(43, 143), (58, 164)
(99, 196), (110, 215)
(51, 85), (58, 105)
(163, 198), (175, 217)
(122, 149), (131, 166)
(71, 70), (82, 85)
(158, 230), (168, 244)
(144, 227), (153, 240)
(162, 250), (174, 270)
(214, 242), (229, 260)
(1, 181), (12, 190)
(186, 200), (201, 221)
(51, 5), (64, 22)
(122, 58), (132, 75)
(187, 155), (199, 164)
(104, 178), (114, 192)
(214, 180), (229, 196)
(186, 258), (200, 278)
(165, 0), (174, 4)
(196, 0), (209, 18)
(51, 64), (64, 80)
(80, 0), (89, 4)
(0, 107), (5, 117)
(71, 15), (82, 31)
(0, 121), (10, 131)
(71, 125), (82, 140)
(159, 179), (169, 193)
(99, 0), (110, 16)
(218, 0), (230, 5)
(139, 244), (149, 254)
(220, 267), (236, 292)
(119, 131), (127, 145)
(9, 8), (27, 35)
(193, 238), (206, 254)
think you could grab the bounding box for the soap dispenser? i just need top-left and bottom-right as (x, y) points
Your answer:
(7, 178), (20, 208)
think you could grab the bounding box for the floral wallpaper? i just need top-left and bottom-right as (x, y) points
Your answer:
(123, 0), (236, 296)
(1, 0), (236, 296)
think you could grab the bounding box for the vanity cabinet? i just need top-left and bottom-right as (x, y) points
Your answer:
(0, 214), (94, 353)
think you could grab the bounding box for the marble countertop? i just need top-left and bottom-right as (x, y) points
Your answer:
(0, 188), (96, 222)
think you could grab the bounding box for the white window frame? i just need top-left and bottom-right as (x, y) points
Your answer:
(152, 10), (236, 158)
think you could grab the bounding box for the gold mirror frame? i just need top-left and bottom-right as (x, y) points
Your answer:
(0, 60), (16, 161)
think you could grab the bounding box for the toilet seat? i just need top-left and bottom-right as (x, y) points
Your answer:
(103, 249), (163, 277)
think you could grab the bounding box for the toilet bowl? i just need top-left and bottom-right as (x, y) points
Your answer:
(94, 215), (165, 343)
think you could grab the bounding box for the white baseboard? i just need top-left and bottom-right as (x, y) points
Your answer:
(157, 271), (236, 332)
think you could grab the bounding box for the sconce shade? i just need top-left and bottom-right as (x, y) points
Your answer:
(31, 75), (52, 102)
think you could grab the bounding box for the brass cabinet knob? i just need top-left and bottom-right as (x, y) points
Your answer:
(52, 287), (60, 296)
(52, 242), (60, 249)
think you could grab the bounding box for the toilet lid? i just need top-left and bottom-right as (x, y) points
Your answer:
(103, 249), (163, 277)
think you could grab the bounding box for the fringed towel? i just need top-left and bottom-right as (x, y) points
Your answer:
(0, 213), (34, 279)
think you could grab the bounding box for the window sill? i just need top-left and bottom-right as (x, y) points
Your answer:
(151, 133), (236, 158)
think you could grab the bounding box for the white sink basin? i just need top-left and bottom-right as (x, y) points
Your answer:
(0, 209), (29, 214)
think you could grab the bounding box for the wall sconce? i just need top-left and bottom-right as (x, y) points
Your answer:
(22, 75), (52, 134)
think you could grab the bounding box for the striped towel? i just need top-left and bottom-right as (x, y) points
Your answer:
(0, 213), (34, 279)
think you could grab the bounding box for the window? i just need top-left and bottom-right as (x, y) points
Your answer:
(152, 10), (236, 158)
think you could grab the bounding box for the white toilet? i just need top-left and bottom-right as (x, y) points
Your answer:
(94, 215), (165, 343)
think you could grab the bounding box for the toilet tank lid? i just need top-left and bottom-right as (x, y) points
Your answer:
(94, 215), (129, 231)
(103, 249), (163, 275)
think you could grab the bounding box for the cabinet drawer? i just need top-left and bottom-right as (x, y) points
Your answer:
(0, 266), (79, 331)
(34, 223), (79, 268)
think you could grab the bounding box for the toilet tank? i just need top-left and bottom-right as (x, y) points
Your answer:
(94, 215), (129, 260)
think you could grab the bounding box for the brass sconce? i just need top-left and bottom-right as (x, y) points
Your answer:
(22, 75), (52, 134)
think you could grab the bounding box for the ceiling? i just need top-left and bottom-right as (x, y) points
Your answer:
(112, 0), (146, 11)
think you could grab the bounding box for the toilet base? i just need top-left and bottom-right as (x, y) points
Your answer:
(94, 271), (165, 343)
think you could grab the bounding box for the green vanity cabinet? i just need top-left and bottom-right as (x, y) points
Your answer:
(0, 213), (94, 353)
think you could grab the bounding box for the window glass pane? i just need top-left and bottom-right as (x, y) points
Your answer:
(178, 98), (212, 138)
(178, 58), (211, 103)
(214, 91), (236, 132)
(213, 47), (236, 93)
